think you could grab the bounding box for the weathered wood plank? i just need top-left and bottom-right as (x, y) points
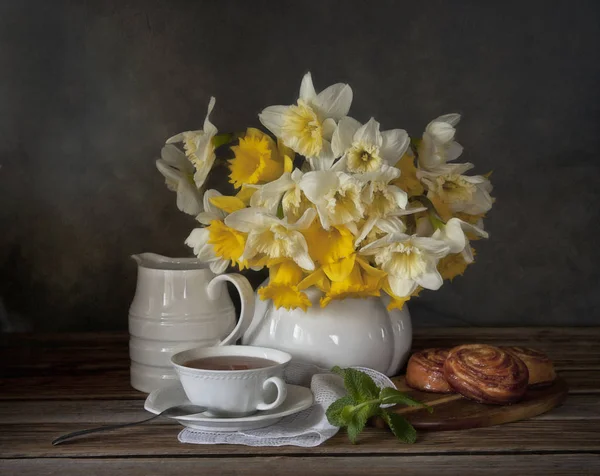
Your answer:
(1, 394), (596, 425)
(2, 329), (599, 375)
(1, 420), (599, 458)
(1, 455), (599, 476)
(0, 369), (597, 401)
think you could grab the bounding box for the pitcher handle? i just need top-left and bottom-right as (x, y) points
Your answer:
(206, 273), (255, 346)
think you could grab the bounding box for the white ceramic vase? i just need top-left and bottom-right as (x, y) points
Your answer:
(242, 284), (412, 376)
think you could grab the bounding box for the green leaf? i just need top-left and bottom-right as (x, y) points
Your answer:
(382, 411), (417, 444)
(326, 396), (356, 427)
(332, 367), (379, 401)
(211, 133), (234, 149)
(379, 387), (433, 413)
(346, 404), (379, 444)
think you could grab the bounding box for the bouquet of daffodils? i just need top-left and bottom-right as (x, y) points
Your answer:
(156, 73), (494, 311)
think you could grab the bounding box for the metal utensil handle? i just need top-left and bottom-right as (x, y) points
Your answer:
(52, 412), (162, 446)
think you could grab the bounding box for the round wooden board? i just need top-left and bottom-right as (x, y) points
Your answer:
(377, 376), (568, 431)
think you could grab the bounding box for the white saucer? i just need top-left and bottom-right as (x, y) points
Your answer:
(144, 382), (314, 432)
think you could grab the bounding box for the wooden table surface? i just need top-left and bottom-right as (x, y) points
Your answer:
(1, 328), (599, 475)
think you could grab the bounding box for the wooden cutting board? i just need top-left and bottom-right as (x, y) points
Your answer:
(373, 376), (568, 431)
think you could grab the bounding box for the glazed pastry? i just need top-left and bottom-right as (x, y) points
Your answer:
(443, 344), (529, 404)
(502, 346), (556, 386)
(406, 348), (454, 393)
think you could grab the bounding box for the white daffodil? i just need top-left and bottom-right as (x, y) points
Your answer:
(432, 217), (488, 263)
(225, 207), (316, 271)
(419, 163), (494, 216)
(299, 170), (364, 232)
(166, 97), (217, 190)
(156, 144), (203, 215)
(259, 72), (352, 170)
(418, 113), (464, 171)
(352, 164), (423, 246)
(249, 168), (312, 222)
(331, 117), (409, 174)
(360, 232), (450, 298)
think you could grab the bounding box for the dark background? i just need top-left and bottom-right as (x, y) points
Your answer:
(1, 0), (599, 332)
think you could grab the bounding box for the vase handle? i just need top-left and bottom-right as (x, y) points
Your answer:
(207, 273), (255, 346)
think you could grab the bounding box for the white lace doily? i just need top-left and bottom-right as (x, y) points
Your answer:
(179, 362), (397, 447)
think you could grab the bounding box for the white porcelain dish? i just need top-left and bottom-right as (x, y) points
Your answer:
(144, 382), (314, 432)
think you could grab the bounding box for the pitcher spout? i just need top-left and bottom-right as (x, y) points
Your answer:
(131, 252), (207, 271)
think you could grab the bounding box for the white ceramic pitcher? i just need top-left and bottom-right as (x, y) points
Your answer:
(129, 253), (254, 393)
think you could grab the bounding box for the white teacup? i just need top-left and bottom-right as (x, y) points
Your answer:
(171, 345), (291, 417)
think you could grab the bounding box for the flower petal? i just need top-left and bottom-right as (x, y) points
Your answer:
(299, 170), (339, 204)
(299, 72), (317, 102)
(380, 129), (409, 165)
(434, 113), (461, 126)
(353, 117), (382, 147)
(259, 105), (289, 137)
(202, 189), (226, 218)
(332, 116), (361, 158)
(209, 195), (247, 214)
(185, 228), (215, 260)
(225, 208), (277, 232)
(176, 178), (203, 216)
(322, 118), (337, 141)
(161, 144), (192, 173)
(416, 268), (444, 290)
(291, 207), (317, 230)
(209, 258), (229, 274)
(203, 96), (217, 136)
(387, 185), (408, 209)
(412, 236), (450, 258)
(313, 83), (353, 120)
(388, 275), (417, 298)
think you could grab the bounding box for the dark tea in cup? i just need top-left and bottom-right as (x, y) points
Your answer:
(184, 356), (277, 371)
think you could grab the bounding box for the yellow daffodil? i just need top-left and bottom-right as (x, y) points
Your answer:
(360, 232), (449, 299)
(258, 260), (311, 311)
(225, 207), (316, 270)
(155, 144), (203, 215)
(228, 128), (291, 189)
(331, 117), (410, 174)
(319, 257), (387, 307)
(301, 220), (356, 281)
(166, 97), (217, 191)
(299, 170), (364, 232)
(185, 190), (249, 273)
(259, 72), (352, 169)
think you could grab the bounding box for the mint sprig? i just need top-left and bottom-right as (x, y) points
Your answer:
(326, 366), (431, 444)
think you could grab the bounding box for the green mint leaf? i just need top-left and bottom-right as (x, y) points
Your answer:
(332, 367), (379, 401)
(346, 402), (380, 444)
(326, 396), (356, 427)
(346, 420), (361, 444)
(382, 411), (417, 444)
(379, 387), (433, 413)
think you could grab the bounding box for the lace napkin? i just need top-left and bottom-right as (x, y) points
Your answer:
(178, 362), (396, 447)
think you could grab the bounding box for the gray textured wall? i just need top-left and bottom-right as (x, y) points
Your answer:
(1, 0), (599, 331)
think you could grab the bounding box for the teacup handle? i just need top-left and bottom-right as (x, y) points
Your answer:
(256, 376), (288, 411)
(206, 273), (255, 346)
